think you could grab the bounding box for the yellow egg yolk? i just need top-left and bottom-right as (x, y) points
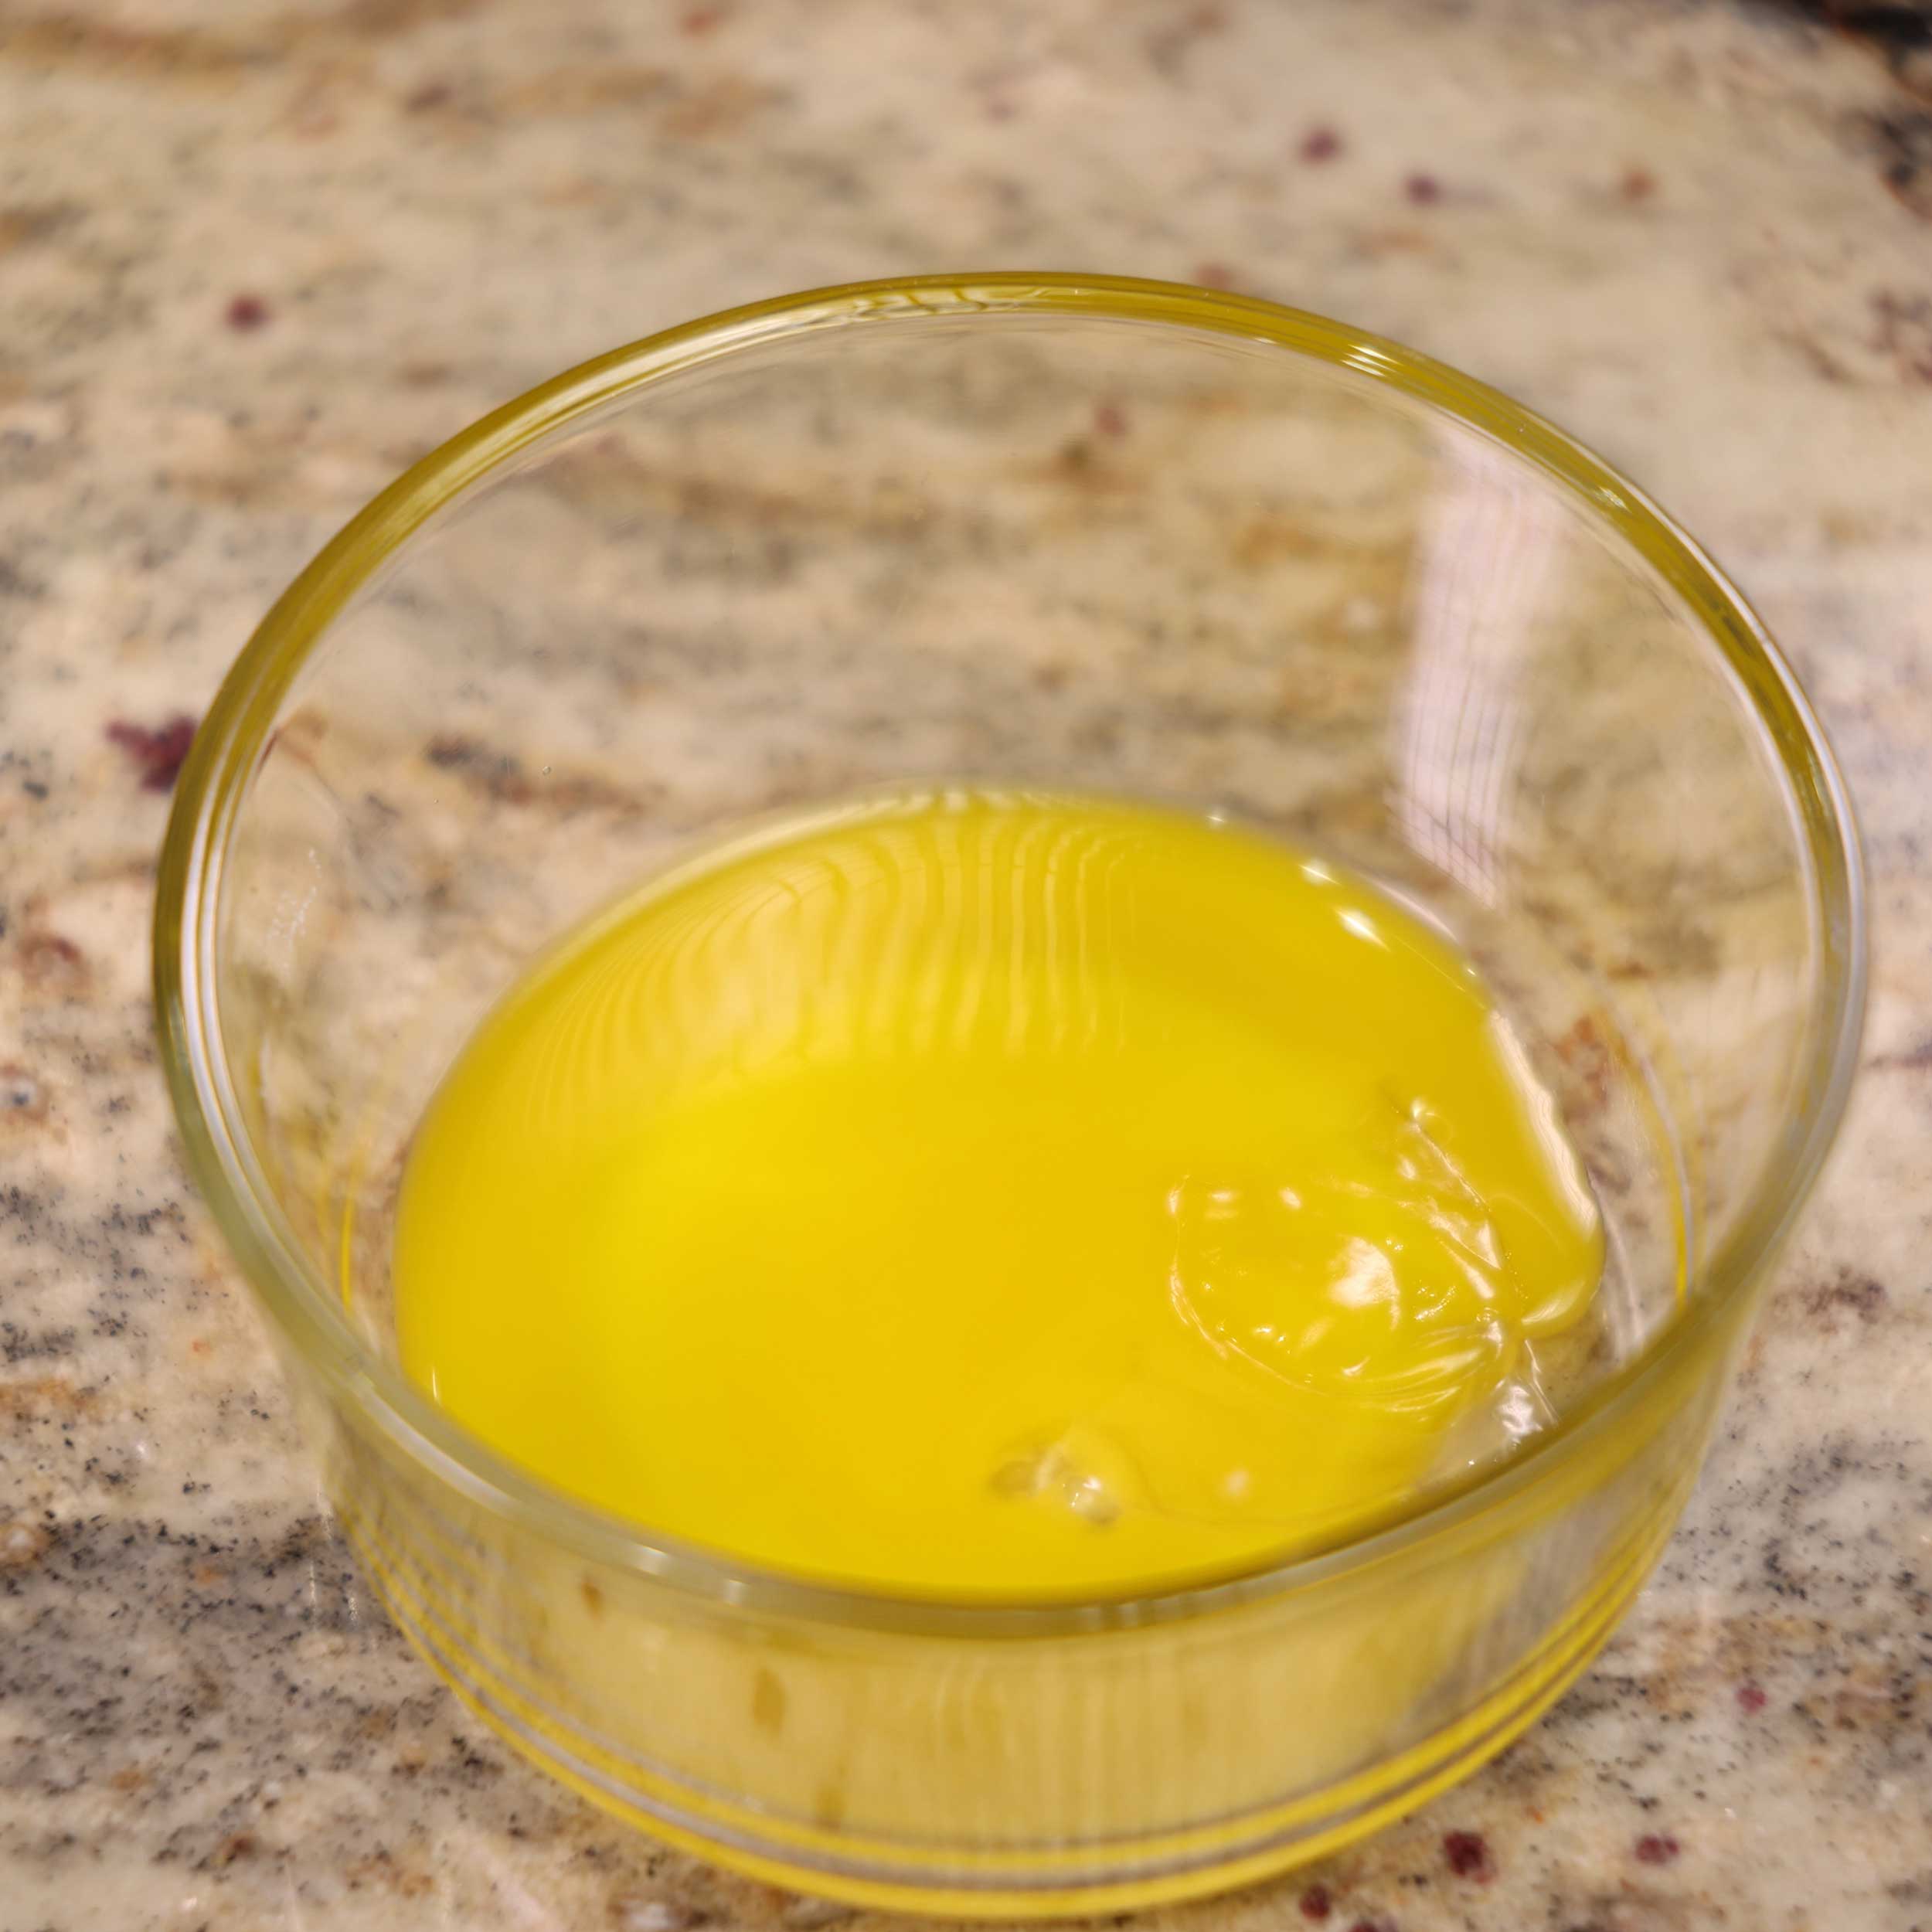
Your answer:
(394, 789), (1601, 1597)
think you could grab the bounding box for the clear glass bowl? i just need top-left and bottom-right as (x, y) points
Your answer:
(155, 275), (1864, 1916)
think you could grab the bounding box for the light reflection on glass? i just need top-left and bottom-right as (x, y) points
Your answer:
(1396, 444), (1567, 908)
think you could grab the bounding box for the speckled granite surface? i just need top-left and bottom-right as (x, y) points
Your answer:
(4, 2), (1932, 1927)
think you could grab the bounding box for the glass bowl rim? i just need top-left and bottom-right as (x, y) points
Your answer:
(154, 271), (1866, 1635)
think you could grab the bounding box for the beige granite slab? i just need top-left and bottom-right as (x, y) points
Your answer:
(3, 2), (1931, 1927)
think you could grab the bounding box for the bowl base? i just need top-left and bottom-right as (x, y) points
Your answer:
(340, 1496), (1679, 1920)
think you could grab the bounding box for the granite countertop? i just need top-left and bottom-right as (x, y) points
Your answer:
(5, 2), (1932, 1927)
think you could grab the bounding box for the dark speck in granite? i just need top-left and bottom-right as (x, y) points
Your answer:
(1869, 107), (1932, 216)
(1800, 1267), (1889, 1327)
(1764, 0), (1932, 53)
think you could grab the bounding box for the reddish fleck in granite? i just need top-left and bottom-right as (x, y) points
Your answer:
(1442, 1829), (1494, 1881)
(106, 714), (198, 791)
(1636, 1833), (1682, 1865)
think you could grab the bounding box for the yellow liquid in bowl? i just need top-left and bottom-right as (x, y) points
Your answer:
(395, 790), (1601, 1597)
